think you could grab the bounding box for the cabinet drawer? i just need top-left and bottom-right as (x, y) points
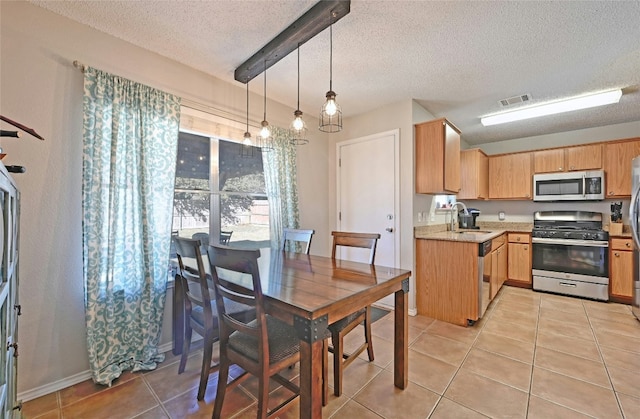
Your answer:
(508, 233), (530, 244)
(492, 234), (506, 248)
(611, 238), (634, 251)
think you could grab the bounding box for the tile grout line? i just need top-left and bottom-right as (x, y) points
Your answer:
(138, 374), (172, 419)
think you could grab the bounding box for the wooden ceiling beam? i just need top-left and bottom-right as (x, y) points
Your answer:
(234, 0), (350, 83)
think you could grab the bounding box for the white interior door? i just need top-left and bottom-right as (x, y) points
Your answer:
(337, 130), (400, 308)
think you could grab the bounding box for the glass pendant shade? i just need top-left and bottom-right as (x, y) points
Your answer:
(258, 61), (274, 152)
(240, 81), (254, 158)
(318, 14), (342, 133)
(290, 45), (308, 145)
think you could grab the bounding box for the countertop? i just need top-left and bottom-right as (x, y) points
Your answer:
(415, 228), (506, 243)
(414, 221), (532, 243)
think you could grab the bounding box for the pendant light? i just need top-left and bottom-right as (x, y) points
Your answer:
(240, 81), (254, 158)
(290, 44), (308, 145)
(258, 61), (273, 152)
(319, 11), (342, 133)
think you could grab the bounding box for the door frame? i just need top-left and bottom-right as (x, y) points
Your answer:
(336, 129), (401, 269)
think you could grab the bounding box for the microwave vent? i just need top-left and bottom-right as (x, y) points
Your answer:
(499, 94), (531, 107)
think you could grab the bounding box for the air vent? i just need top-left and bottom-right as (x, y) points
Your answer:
(499, 94), (531, 107)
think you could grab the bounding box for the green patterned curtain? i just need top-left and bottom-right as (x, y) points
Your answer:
(262, 127), (300, 250)
(82, 67), (181, 385)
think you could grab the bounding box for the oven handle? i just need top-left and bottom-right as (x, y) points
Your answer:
(531, 237), (609, 247)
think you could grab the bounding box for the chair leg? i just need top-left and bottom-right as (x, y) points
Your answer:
(197, 334), (213, 400)
(178, 322), (193, 374)
(332, 332), (344, 397)
(364, 307), (375, 362)
(322, 338), (329, 406)
(257, 369), (270, 419)
(212, 358), (229, 419)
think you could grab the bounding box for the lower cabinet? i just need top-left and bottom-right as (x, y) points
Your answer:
(507, 233), (532, 287)
(610, 237), (634, 303)
(489, 235), (507, 299)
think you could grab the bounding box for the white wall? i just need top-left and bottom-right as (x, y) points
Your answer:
(0, 2), (329, 398)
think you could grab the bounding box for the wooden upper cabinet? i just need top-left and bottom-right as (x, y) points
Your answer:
(604, 138), (640, 197)
(534, 144), (603, 174)
(534, 149), (565, 173)
(459, 149), (489, 199)
(566, 144), (602, 171)
(415, 118), (461, 194)
(489, 152), (532, 199)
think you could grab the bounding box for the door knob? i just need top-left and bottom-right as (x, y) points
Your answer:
(385, 228), (394, 233)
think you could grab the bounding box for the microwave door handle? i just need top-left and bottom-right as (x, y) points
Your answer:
(630, 182), (640, 249)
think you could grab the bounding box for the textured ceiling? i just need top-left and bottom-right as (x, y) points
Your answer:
(28, 0), (640, 145)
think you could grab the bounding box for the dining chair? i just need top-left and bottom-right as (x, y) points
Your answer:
(207, 245), (301, 419)
(173, 237), (254, 401)
(191, 232), (210, 254)
(219, 230), (233, 245)
(282, 228), (315, 254)
(328, 231), (380, 397)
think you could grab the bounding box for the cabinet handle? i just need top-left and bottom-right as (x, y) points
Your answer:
(517, 237), (521, 242)
(626, 242), (631, 248)
(609, 191), (614, 195)
(614, 252), (620, 257)
(524, 246), (528, 250)
(558, 167), (563, 171)
(570, 166), (575, 170)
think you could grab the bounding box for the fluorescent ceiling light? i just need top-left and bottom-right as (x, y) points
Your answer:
(480, 89), (623, 126)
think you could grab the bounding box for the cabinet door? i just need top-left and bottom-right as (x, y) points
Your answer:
(415, 119), (461, 194)
(497, 245), (508, 289)
(459, 149), (488, 199)
(604, 139), (640, 197)
(489, 153), (532, 199)
(490, 249), (499, 300)
(508, 242), (531, 284)
(534, 149), (565, 173)
(566, 144), (602, 171)
(610, 249), (633, 298)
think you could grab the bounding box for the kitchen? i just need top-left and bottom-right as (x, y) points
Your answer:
(2, 1), (640, 418)
(414, 121), (639, 327)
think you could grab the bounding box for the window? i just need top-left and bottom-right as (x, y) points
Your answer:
(172, 131), (269, 251)
(434, 195), (456, 211)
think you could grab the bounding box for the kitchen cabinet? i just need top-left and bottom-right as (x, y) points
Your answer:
(489, 152), (532, 199)
(604, 138), (640, 197)
(609, 237), (634, 303)
(489, 234), (507, 299)
(416, 238), (479, 326)
(507, 233), (532, 287)
(459, 148), (489, 199)
(533, 144), (602, 174)
(415, 118), (461, 194)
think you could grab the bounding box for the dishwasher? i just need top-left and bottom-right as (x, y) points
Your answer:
(477, 239), (493, 321)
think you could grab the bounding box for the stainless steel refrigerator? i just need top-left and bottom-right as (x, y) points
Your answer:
(630, 156), (640, 321)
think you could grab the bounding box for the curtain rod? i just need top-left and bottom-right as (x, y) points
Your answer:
(72, 59), (258, 128)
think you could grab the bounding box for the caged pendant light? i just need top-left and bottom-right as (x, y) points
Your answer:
(258, 61), (274, 152)
(290, 44), (308, 145)
(319, 10), (342, 133)
(240, 81), (254, 158)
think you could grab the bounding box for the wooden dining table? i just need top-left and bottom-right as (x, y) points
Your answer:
(173, 247), (411, 418)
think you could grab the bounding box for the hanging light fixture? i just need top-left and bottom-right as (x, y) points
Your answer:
(319, 10), (342, 133)
(258, 61), (274, 152)
(240, 81), (254, 158)
(290, 44), (308, 145)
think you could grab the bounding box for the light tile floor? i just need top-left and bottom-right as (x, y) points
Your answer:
(22, 286), (640, 418)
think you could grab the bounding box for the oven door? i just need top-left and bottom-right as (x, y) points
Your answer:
(532, 237), (609, 278)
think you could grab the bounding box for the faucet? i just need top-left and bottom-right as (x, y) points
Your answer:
(450, 202), (468, 231)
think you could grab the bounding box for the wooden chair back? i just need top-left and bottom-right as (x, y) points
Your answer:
(207, 245), (267, 357)
(282, 228), (315, 254)
(331, 231), (381, 265)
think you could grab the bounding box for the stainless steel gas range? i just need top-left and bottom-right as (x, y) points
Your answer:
(532, 211), (609, 301)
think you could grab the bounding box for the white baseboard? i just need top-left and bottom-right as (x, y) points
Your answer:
(18, 369), (93, 403)
(18, 341), (177, 403)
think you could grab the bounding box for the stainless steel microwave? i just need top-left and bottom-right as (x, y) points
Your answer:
(533, 170), (605, 201)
